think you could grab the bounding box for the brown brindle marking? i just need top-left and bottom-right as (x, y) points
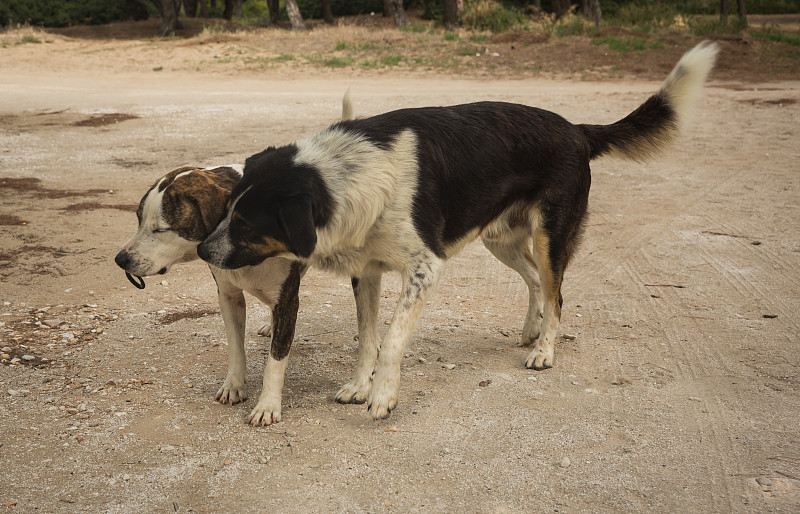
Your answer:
(156, 167), (241, 241)
(269, 261), (303, 361)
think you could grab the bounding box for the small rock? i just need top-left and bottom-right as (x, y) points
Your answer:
(7, 389), (18, 396)
(43, 319), (64, 328)
(609, 375), (630, 386)
(0, 353), (10, 360)
(560, 457), (571, 468)
(258, 456), (269, 464)
(584, 388), (599, 394)
(22, 354), (35, 361)
(418, 357), (427, 364)
(479, 379), (492, 387)
(756, 477), (773, 487)
(443, 364), (456, 370)
(562, 334), (577, 340)
(161, 280), (169, 287)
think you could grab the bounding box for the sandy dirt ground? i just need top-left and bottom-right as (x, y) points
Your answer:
(1, 25), (799, 512)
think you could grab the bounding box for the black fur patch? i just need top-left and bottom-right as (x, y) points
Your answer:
(227, 145), (335, 260)
(269, 261), (302, 361)
(337, 102), (591, 259)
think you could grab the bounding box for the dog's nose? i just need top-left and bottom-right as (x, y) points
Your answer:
(115, 249), (130, 270)
(197, 242), (210, 262)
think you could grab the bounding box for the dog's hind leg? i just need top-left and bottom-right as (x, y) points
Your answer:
(525, 228), (564, 370)
(368, 254), (445, 419)
(482, 235), (544, 346)
(214, 280), (248, 404)
(335, 267), (382, 404)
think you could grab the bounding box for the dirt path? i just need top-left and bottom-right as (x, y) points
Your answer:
(1, 35), (799, 512)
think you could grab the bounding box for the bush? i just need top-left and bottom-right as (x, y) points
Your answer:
(460, 0), (527, 32)
(608, 3), (679, 31)
(294, 0), (387, 19)
(1, 0), (135, 27)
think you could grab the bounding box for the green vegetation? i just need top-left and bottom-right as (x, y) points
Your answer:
(1, 0), (137, 27)
(19, 34), (42, 44)
(460, 0), (526, 33)
(751, 25), (800, 46)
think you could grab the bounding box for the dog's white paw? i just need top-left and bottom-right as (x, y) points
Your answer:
(335, 379), (371, 404)
(367, 367), (399, 419)
(247, 399), (281, 426)
(215, 377), (247, 405)
(525, 341), (554, 370)
(257, 322), (272, 338)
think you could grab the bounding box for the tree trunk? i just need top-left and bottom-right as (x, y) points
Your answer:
(443, 0), (458, 30)
(126, 0), (150, 21)
(382, 0), (391, 18)
(199, 0), (208, 17)
(183, 0), (197, 17)
(720, 0), (728, 22)
(735, 0), (747, 26)
(388, 0), (408, 27)
(552, 0), (570, 19)
(268, 0), (279, 24)
(321, 0), (334, 24)
(588, 0), (601, 27)
(222, 0), (244, 20)
(285, 0), (306, 31)
(152, 0), (181, 36)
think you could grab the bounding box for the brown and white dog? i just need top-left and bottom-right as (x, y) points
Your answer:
(114, 92), (353, 425)
(198, 42), (718, 422)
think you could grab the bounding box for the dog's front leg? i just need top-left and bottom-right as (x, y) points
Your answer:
(248, 262), (302, 426)
(335, 268), (382, 404)
(368, 256), (444, 419)
(214, 280), (248, 405)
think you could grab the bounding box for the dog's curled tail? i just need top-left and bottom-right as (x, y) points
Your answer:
(581, 40), (718, 161)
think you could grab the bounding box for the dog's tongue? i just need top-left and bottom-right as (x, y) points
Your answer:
(125, 272), (146, 289)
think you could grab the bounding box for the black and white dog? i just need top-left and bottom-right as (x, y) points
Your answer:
(199, 42), (718, 422)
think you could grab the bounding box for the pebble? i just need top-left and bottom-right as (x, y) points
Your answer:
(584, 388), (599, 394)
(756, 477), (773, 487)
(560, 457), (571, 468)
(562, 334), (577, 340)
(443, 364), (456, 370)
(43, 319), (64, 328)
(22, 355), (35, 361)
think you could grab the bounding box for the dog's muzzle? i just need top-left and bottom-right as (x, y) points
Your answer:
(115, 249), (146, 289)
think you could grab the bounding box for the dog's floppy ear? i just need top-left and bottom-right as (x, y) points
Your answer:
(277, 197), (317, 258)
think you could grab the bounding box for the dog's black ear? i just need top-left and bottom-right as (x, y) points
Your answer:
(277, 197), (317, 258)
